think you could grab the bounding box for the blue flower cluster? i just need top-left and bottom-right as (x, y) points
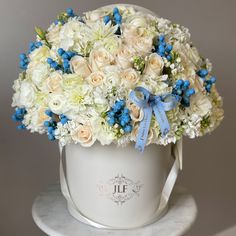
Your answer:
(47, 48), (76, 73)
(19, 53), (29, 70)
(107, 100), (133, 133)
(197, 69), (216, 93)
(44, 110), (70, 141)
(104, 7), (122, 25)
(29, 41), (43, 53)
(155, 35), (173, 61)
(172, 79), (195, 107)
(12, 107), (27, 130)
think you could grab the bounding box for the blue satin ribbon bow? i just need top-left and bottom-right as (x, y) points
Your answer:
(129, 87), (180, 152)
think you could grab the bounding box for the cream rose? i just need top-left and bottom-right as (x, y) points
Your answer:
(46, 71), (63, 93)
(144, 53), (164, 78)
(120, 68), (140, 86)
(116, 45), (134, 69)
(70, 56), (92, 78)
(89, 47), (115, 71)
(87, 71), (105, 86)
(71, 124), (95, 147)
(128, 102), (144, 122)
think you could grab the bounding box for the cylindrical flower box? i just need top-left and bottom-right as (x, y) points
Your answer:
(63, 143), (173, 229)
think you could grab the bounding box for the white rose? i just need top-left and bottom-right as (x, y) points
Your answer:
(46, 71), (63, 93)
(18, 81), (36, 108)
(120, 68), (140, 86)
(70, 56), (92, 78)
(116, 45), (134, 69)
(89, 47), (115, 71)
(144, 53), (164, 77)
(87, 71), (105, 86)
(71, 124), (96, 147)
(132, 36), (153, 56)
(28, 62), (49, 87)
(48, 94), (68, 115)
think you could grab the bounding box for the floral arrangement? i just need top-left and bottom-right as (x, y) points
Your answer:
(12, 5), (223, 150)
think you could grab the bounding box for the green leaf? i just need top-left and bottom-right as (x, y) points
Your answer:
(35, 27), (46, 40)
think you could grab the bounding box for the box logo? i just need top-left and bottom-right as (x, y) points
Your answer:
(97, 174), (143, 205)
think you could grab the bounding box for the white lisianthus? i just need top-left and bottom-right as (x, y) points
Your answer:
(89, 47), (115, 71)
(144, 53), (164, 78)
(70, 56), (92, 78)
(48, 93), (68, 114)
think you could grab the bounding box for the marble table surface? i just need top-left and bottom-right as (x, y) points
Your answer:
(32, 184), (197, 236)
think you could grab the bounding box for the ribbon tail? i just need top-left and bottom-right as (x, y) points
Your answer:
(135, 106), (152, 152)
(152, 102), (170, 137)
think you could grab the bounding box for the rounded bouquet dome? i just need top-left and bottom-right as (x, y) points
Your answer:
(12, 4), (223, 149)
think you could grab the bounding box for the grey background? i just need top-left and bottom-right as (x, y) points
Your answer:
(0, 0), (235, 235)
